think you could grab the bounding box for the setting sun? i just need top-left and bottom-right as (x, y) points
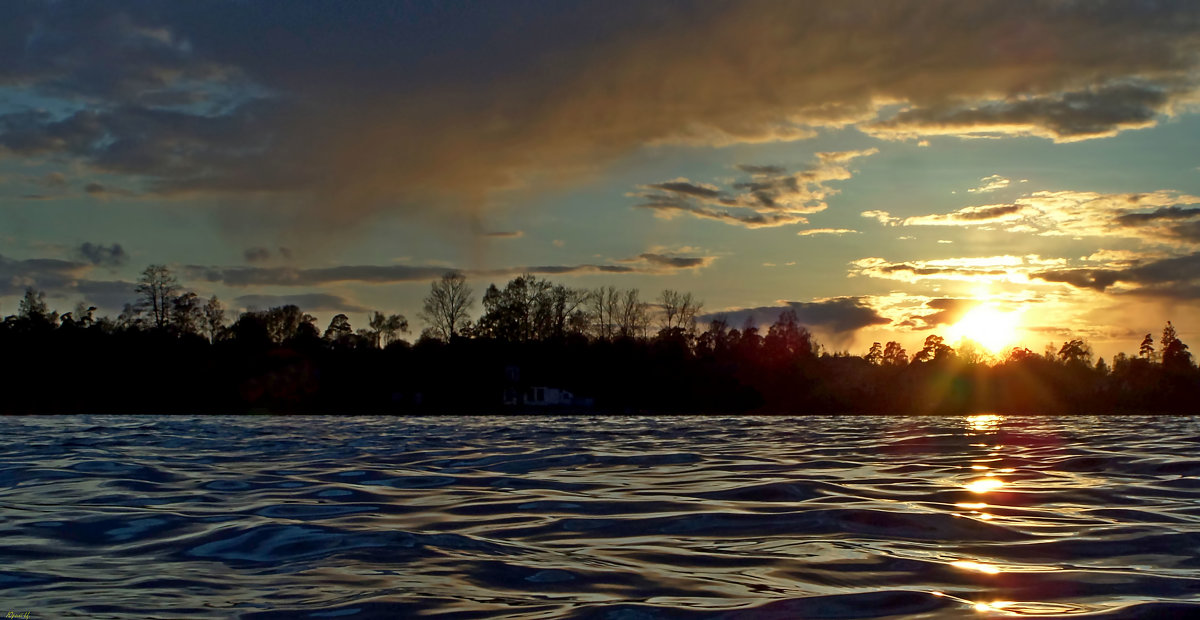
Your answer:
(947, 305), (1022, 354)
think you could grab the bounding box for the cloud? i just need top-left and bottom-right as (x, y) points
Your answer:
(0, 254), (136, 311)
(967, 174), (1011, 193)
(851, 254), (1066, 284)
(864, 81), (1190, 143)
(76, 242), (128, 268)
(900, 189), (1200, 243)
(861, 210), (900, 226)
(0, 255), (90, 296)
(4, 2), (1195, 234)
(83, 182), (133, 197)
(1033, 251), (1200, 298)
(911, 298), (977, 328)
(701, 296), (890, 335)
(797, 228), (860, 236)
(189, 251), (716, 287)
(634, 149), (877, 229)
(243, 247), (271, 263)
(234, 293), (367, 313)
(482, 230), (524, 239)
(636, 253), (715, 269)
(903, 203), (1031, 226)
(242, 246), (294, 263)
(186, 264), (452, 287)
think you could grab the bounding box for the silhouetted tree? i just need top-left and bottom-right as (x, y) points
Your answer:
(203, 296), (226, 342)
(259, 305), (316, 344)
(1139, 333), (1156, 361)
(1058, 339), (1091, 365)
(1006, 347), (1037, 363)
(419, 272), (474, 341)
(17, 288), (54, 327)
(72, 303), (96, 328)
(957, 339), (985, 365)
(913, 335), (954, 363)
(617, 288), (650, 339)
(658, 290), (702, 334)
(135, 265), (179, 329)
(589, 285), (620, 340)
(764, 310), (815, 363)
(366, 311), (408, 348)
(171, 291), (203, 336)
(1161, 321), (1193, 370)
(865, 342), (883, 365)
(323, 313), (353, 341)
(882, 341), (907, 366)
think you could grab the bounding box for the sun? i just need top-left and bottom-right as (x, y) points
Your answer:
(947, 304), (1022, 354)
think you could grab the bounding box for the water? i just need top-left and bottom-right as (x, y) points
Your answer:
(3, 415), (1200, 619)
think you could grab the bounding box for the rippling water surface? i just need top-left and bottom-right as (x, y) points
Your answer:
(5, 415), (1200, 619)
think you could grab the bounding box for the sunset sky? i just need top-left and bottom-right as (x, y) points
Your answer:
(2, 1), (1199, 358)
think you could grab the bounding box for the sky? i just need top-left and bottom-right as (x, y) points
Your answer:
(1, 1), (1199, 359)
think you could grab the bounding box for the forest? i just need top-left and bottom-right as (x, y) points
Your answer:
(1, 265), (1197, 414)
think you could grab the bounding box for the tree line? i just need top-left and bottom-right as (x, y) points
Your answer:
(1, 265), (1196, 414)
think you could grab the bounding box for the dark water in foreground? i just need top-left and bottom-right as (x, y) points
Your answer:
(4, 415), (1200, 619)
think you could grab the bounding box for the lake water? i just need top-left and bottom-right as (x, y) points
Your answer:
(3, 415), (1200, 619)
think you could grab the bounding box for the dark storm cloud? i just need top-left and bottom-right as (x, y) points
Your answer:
(1033, 252), (1200, 297)
(701, 297), (889, 335)
(76, 242), (128, 268)
(234, 293), (366, 313)
(1, 1), (1197, 233)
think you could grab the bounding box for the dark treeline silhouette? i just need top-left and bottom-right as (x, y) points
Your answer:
(2, 266), (1197, 414)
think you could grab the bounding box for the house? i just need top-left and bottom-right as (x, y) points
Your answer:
(501, 365), (593, 407)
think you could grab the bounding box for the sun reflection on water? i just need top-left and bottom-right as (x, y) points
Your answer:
(966, 414), (1004, 433)
(952, 560), (1001, 574)
(965, 478), (1005, 493)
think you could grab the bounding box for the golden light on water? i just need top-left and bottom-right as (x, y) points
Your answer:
(966, 414), (1004, 433)
(952, 560), (1001, 574)
(974, 601), (1016, 612)
(965, 478), (1005, 493)
(947, 305), (1022, 353)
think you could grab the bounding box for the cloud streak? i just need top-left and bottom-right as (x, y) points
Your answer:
(188, 252), (717, 287)
(634, 149), (877, 229)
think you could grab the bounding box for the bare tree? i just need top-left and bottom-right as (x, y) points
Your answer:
(589, 285), (620, 340)
(418, 272), (474, 341)
(616, 288), (650, 339)
(135, 265), (179, 329)
(657, 289), (702, 334)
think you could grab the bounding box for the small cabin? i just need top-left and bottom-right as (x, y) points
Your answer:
(525, 386), (573, 406)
